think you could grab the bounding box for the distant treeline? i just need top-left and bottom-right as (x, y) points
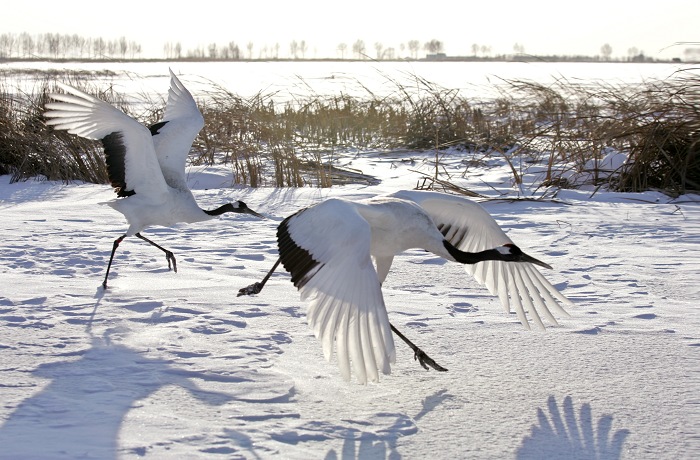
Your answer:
(0, 33), (143, 59)
(0, 32), (689, 62)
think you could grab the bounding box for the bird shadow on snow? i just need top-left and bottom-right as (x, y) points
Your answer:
(516, 395), (630, 460)
(0, 333), (252, 460)
(319, 390), (453, 460)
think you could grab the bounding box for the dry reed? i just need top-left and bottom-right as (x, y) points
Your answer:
(1, 68), (697, 195)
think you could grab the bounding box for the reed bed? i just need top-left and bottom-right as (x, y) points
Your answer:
(1, 68), (697, 195)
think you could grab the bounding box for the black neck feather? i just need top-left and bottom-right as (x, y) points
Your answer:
(204, 203), (235, 216)
(443, 240), (505, 264)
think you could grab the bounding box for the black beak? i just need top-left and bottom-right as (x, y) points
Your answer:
(519, 252), (553, 270)
(244, 207), (266, 219)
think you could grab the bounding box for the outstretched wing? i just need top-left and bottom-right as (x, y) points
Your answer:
(44, 83), (169, 203)
(388, 190), (572, 330)
(150, 69), (205, 190)
(277, 199), (395, 384)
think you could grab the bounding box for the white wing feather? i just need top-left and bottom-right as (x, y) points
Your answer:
(388, 190), (572, 329)
(285, 199), (396, 383)
(44, 83), (169, 203)
(151, 70), (205, 190)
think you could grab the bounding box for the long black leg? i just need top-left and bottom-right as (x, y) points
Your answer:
(237, 260), (446, 373)
(103, 234), (126, 289)
(135, 232), (177, 273)
(390, 323), (448, 372)
(237, 258), (282, 297)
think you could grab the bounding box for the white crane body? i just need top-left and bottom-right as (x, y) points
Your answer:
(44, 70), (264, 288)
(241, 190), (573, 384)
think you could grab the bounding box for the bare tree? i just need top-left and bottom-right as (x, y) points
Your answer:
(0, 34), (12, 57)
(209, 43), (218, 59)
(374, 42), (384, 60)
(299, 40), (307, 59)
(47, 33), (61, 58)
(119, 36), (128, 58)
(225, 42), (240, 59)
(34, 34), (46, 56)
(627, 47), (639, 61)
(424, 39), (444, 55)
(337, 42), (347, 59)
(601, 43), (613, 60)
(408, 40), (420, 59)
(93, 37), (106, 58)
(290, 40), (298, 59)
(20, 33), (34, 57)
(353, 39), (366, 59)
(471, 43), (479, 56)
(163, 42), (172, 59)
(247, 42), (254, 59)
(129, 41), (141, 59)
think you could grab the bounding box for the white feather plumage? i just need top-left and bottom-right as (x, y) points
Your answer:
(44, 70), (262, 288)
(275, 191), (572, 383)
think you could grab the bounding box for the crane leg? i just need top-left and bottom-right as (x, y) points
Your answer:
(237, 258), (282, 297)
(135, 232), (177, 273)
(390, 323), (448, 372)
(103, 234), (126, 289)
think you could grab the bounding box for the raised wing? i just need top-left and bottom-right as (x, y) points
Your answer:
(277, 199), (395, 384)
(150, 69), (205, 190)
(388, 190), (572, 330)
(44, 83), (169, 203)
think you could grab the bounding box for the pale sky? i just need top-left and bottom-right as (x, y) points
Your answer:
(2, 0), (697, 60)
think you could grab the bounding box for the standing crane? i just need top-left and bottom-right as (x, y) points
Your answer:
(45, 70), (265, 288)
(238, 190), (572, 384)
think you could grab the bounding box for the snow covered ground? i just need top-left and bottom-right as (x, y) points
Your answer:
(0, 149), (698, 459)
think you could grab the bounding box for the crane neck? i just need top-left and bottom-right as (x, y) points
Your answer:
(443, 240), (513, 264)
(203, 203), (236, 216)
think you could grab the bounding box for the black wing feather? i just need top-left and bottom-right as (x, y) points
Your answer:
(277, 209), (324, 289)
(102, 131), (135, 197)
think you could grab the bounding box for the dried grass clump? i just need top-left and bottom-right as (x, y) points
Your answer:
(0, 76), (109, 183)
(1, 68), (697, 195)
(612, 72), (699, 194)
(490, 70), (700, 195)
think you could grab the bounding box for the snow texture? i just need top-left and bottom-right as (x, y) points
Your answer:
(1, 150), (698, 459)
(1, 62), (699, 458)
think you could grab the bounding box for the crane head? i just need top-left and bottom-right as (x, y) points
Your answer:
(499, 244), (552, 269)
(232, 201), (266, 219)
(203, 201), (266, 218)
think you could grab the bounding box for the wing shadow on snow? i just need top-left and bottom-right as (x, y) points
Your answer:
(0, 335), (244, 460)
(318, 390), (452, 460)
(279, 413), (415, 460)
(516, 395), (630, 460)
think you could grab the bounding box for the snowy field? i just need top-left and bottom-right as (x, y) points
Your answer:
(1, 61), (699, 459)
(0, 146), (698, 459)
(3, 60), (695, 105)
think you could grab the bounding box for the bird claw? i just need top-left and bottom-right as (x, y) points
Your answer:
(414, 349), (448, 372)
(165, 251), (177, 273)
(237, 282), (263, 297)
